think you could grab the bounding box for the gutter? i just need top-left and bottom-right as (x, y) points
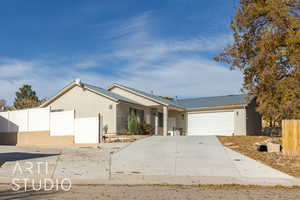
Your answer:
(186, 103), (248, 112)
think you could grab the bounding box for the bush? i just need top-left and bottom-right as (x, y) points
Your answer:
(140, 122), (154, 135)
(127, 114), (140, 134)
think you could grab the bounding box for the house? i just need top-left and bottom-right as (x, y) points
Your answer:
(41, 79), (261, 136)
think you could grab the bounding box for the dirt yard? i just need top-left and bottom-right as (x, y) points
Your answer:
(1, 184), (300, 200)
(104, 134), (151, 143)
(218, 136), (300, 177)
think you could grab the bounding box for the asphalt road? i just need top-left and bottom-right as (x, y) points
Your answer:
(1, 185), (300, 200)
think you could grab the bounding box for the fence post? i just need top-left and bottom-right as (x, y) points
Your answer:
(98, 113), (102, 143)
(7, 111), (10, 132)
(27, 109), (29, 132)
(48, 107), (51, 132)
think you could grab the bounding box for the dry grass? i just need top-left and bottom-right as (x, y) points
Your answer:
(218, 136), (300, 178)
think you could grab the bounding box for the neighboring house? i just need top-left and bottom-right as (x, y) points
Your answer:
(41, 79), (261, 136)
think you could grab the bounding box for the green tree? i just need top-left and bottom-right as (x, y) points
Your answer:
(14, 85), (42, 109)
(215, 0), (300, 125)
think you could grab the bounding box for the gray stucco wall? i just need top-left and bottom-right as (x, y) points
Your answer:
(234, 108), (247, 136)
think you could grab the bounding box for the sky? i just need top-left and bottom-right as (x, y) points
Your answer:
(0, 0), (242, 105)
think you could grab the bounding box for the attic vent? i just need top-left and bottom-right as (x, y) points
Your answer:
(109, 105), (113, 110)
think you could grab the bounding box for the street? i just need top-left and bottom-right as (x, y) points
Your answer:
(1, 184), (300, 200)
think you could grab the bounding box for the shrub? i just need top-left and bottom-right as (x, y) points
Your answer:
(140, 122), (154, 135)
(127, 114), (140, 134)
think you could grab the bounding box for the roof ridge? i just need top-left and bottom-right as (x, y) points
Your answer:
(83, 83), (107, 91)
(113, 83), (171, 100)
(111, 83), (184, 108)
(82, 82), (143, 105)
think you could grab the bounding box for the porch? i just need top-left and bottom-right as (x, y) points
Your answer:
(151, 105), (186, 136)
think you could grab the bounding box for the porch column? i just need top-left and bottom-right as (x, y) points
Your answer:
(155, 112), (159, 135)
(163, 106), (168, 136)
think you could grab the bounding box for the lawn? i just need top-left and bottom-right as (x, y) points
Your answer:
(218, 136), (300, 178)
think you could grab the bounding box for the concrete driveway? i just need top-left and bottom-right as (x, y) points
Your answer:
(112, 136), (298, 185)
(0, 136), (298, 186)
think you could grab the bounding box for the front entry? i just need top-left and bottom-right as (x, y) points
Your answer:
(168, 117), (176, 136)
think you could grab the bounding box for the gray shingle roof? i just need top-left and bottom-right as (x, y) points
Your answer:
(83, 83), (142, 105)
(174, 94), (250, 110)
(111, 83), (185, 108)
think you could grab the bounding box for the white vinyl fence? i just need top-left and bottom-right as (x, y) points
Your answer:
(50, 110), (75, 136)
(74, 117), (99, 144)
(0, 107), (50, 132)
(0, 107), (101, 144)
(28, 107), (50, 131)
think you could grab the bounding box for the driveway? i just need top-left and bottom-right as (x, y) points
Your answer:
(112, 136), (297, 185)
(0, 136), (298, 186)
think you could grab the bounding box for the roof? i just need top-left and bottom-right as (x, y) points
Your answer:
(41, 80), (143, 107)
(41, 79), (251, 110)
(173, 94), (250, 110)
(109, 83), (185, 109)
(82, 83), (142, 105)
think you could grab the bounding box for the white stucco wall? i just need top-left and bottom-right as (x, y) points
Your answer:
(110, 87), (160, 106)
(44, 85), (118, 134)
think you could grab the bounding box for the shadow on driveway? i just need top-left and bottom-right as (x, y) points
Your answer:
(0, 152), (60, 163)
(0, 187), (63, 200)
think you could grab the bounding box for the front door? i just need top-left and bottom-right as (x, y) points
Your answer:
(168, 117), (176, 136)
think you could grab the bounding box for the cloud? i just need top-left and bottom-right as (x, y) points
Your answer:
(0, 12), (241, 105)
(116, 57), (243, 99)
(0, 58), (114, 104)
(96, 11), (153, 41)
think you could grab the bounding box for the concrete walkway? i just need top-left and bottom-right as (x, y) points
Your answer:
(111, 136), (299, 185)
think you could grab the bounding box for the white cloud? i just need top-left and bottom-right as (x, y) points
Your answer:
(0, 12), (241, 105)
(117, 57), (242, 99)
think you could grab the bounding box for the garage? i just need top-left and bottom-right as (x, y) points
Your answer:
(187, 111), (234, 136)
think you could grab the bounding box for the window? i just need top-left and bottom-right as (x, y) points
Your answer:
(158, 112), (163, 127)
(129, 108), (144, 122)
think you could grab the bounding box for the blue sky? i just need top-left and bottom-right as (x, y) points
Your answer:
(0, 0), (242, 104)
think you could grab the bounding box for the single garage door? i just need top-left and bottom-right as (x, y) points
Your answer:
(187, 111), (234, 136)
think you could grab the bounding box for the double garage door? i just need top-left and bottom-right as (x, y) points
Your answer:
(187, 111), (234, 136)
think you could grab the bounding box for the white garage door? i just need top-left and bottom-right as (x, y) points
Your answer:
(187, 111), (234, 136)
